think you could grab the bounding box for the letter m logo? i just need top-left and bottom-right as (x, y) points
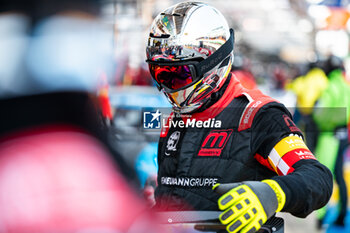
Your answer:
(198, 129), (233, 156)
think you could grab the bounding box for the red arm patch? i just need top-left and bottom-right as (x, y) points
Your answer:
(266, 136), (317, 176)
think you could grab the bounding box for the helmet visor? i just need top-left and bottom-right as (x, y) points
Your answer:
(148, 64), (196, 90)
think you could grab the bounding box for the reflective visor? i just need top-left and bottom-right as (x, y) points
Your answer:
(149, 64), (195, 90)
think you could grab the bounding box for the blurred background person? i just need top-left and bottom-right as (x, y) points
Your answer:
(312, 55), (350, 228)
(286, 61), (329, 152)
(287, 54), (350, 230)
(0, 0), (164, 232)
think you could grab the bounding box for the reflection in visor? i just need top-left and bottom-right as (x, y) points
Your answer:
(149, 64), (194, 90)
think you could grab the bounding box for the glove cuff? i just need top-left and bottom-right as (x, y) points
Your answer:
(262, 179), (286, 212)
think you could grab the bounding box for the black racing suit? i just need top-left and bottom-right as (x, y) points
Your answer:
(155, 74), (333, 218)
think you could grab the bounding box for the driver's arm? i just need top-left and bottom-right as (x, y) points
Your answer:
(252, 105), (333, 218)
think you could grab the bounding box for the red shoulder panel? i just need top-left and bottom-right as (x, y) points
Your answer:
(238, 89), (278, 131)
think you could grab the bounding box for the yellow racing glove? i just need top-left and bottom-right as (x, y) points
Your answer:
(213, 180), (286, 233)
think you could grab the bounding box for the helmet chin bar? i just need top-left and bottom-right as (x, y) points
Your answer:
(173, 102), (203, 114)
(163, 79), (217, 114)
(162, 81), (199, 113)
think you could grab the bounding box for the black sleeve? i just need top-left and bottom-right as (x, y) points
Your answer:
(251, 102), (303, 158)
(251, 103), (333, 217)
(272, 159), (333, 218)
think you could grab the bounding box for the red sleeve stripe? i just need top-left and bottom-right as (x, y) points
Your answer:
(254, 153), (276, 173)
(268, 148), (316, 176)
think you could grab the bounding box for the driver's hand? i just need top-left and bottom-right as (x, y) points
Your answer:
(213, 180), (286, 233)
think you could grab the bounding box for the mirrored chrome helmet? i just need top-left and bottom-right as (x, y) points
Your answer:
(146, 1), (234, 113)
